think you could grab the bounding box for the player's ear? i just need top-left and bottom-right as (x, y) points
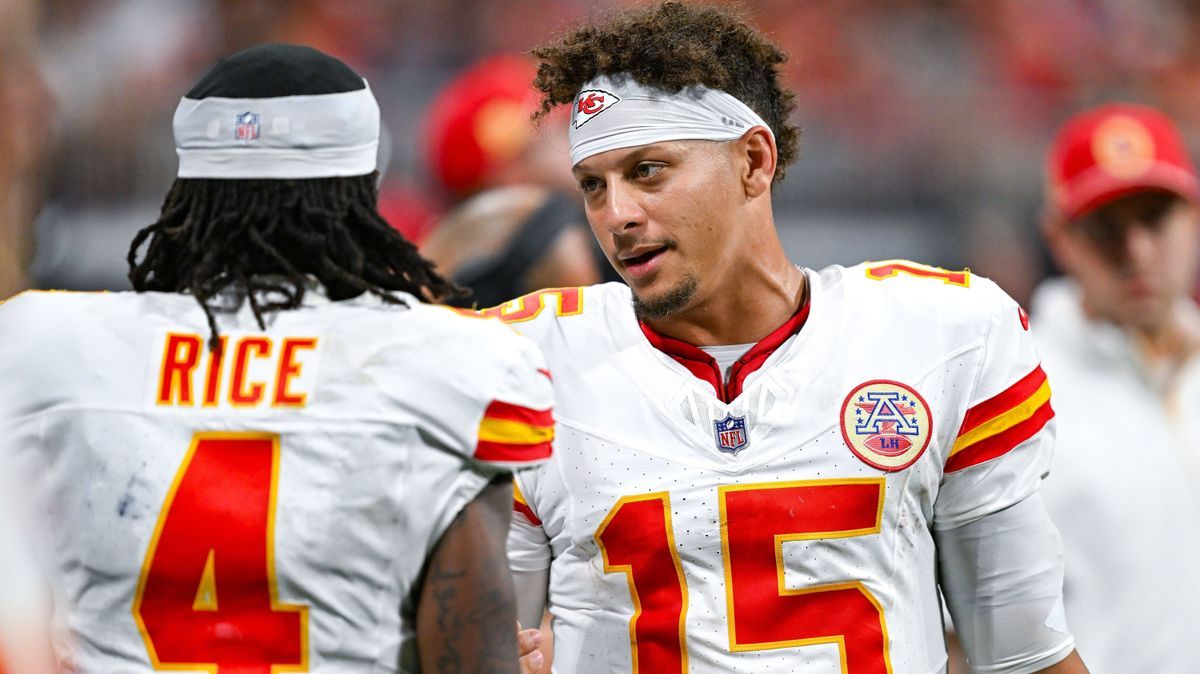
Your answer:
(740, 126), (776, 199)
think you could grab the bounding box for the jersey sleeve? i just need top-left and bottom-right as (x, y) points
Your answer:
(936, 493), (1075, 672)
(507, 471), (552, 572)
(934, 279), (1056, 529)
(471, 334), (555, 470)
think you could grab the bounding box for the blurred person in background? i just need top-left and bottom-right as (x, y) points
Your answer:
(1033, 102), (1200, 672)
(0, 0), (54, 299)
(419, 54), (619, 309)
(0, 3), (53, 646)
(0, 472), (57, 674)
(0, 44), (553, 673)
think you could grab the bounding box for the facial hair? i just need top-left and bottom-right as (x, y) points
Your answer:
(632, 271), (700, 320)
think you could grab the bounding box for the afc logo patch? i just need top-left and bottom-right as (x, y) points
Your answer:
(234, 111), (261, 142)
(572, 89), (619, 128)
(713, 413), (749, 455)
(840, 380), (932, 472)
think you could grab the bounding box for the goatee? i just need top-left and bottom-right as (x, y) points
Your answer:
(632, 273), (700, 320)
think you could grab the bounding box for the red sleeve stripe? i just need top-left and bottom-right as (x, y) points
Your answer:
(945, 399), (1054, 473)
(475, 438), (553, 464)
(514, 499), (542, 526)
(513, 480), (542, 526)
(958, 365), (1048, 436)
(482, 399), (554, 427)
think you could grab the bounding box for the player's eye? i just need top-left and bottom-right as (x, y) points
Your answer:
(635, 163), (664, 179)
(579, 176), (602, 194)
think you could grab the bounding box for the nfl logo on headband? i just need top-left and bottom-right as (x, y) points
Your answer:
(174, 44), (379, 179)
(234, 112), (261, 143)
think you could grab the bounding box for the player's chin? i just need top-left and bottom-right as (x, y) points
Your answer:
(630, 272), (700, 321)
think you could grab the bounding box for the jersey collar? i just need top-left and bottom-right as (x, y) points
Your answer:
(639, 297), (811, 404)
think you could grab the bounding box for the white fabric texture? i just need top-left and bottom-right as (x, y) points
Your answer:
(935, 493), (1075, 674)
(511, 567), (550, 633)
(1031, 278), (1200, 674)
(567, 73), (773, 166)
(698, 342), (754, 378)
(174, 82), (379, 179)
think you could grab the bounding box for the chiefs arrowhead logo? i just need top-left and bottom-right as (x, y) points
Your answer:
(572, 89), (620, 129)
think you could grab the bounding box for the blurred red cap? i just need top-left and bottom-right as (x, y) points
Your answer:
(424, 54), (539, 195)
(1046, 103), (1199, 221)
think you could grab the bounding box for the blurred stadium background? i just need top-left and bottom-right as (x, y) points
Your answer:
(4, 0), (1200, 307)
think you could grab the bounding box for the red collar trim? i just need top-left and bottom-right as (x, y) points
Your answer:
(639, 300), (811, 403)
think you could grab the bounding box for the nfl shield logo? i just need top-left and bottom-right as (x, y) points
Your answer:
(234, 112), (260, 142)
(713, 414), (749, 455)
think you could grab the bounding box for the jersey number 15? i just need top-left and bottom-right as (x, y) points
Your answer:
(595, 479), (892, 673)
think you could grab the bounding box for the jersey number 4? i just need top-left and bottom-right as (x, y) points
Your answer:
(595, 479), (891, 673)
(133, 433), (308, 673)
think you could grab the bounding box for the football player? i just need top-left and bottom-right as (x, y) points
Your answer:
(0, 44), (553, 673)
(504, 3), (1088, 673)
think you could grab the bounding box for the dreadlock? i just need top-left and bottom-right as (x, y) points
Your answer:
(128, 172), (466, 349)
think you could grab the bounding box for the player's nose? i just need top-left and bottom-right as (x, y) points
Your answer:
(598, 180), (647, 233)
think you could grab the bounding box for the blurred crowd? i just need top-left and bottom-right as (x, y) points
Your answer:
(4, 0), (1200, 303)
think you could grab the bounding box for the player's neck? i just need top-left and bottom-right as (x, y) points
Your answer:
(642, 252), (806, 347)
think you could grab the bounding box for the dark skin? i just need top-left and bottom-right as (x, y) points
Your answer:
(417, 477), (520, 674)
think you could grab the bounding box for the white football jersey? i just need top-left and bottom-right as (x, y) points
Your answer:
(0, 288), (553, 673)
(505, 262), (1067, 673)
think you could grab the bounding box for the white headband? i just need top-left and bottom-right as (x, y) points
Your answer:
(174, 81), (379, 179)
(567, 73), (774, 166)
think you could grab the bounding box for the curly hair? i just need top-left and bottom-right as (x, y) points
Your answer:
(531, 1), (800, 181)
(128, 174), (465, 349)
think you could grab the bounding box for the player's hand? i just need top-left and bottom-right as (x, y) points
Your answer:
(517, 621), (545, 673)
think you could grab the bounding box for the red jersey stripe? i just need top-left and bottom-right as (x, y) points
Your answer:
(483, 399), (554, 428)
(513, 482), (541, 526)
(945, 400), (1054, 473)
(513, 499), (542, 526)
(958, 365), (1048, 436)
(474, 438), (553, 464)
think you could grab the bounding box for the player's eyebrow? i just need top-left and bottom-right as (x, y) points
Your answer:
(572, 143), (677, 177)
